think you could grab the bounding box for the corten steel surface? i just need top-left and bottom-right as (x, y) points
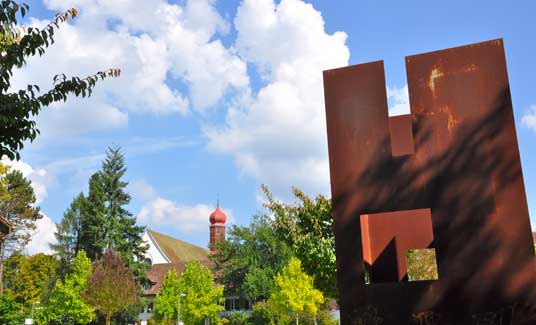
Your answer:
(323, 39), (535, 324)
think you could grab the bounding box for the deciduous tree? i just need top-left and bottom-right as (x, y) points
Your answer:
(36, 250), (95, 325)
(83, 249), (140, 325)
(269, 257), (324, 325)
(178, 261), (224, 324)
(0, 162), (9, 201)
(2, 253), (58, 305)
(210, 215), (293, 301)
(153, 269), (180, 323)
(0, 1), (120, 161)
(0, 292), (25, 325)
(155, 261), (224, 324)
(263, 185), (337, 298)
(0, 162), (10, 295)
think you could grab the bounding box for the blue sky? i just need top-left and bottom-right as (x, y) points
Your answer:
(7, 0), (536, 252)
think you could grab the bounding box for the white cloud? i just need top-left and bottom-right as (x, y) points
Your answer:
(134, 180), (233, 233)
(11, 0), (248, 138)
(41, 153), (104, 193)
(37, 100), (128, 137)
(124, 136), (202, 156)
(522, 105), (536, 133)
(206, 0), (349, 197)
(387, 85), (411, 116)
(1, 158), (54, 204)
(26, 214), (57, 255)
(138, 198), (234, 234)
(138, 199), (216, 233)
(129, 179), (158, 202)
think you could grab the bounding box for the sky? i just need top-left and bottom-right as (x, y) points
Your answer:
(4, 0), (536, 254)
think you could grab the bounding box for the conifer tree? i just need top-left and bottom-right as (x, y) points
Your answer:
(50, 193), (87, 273)
(79, 172), (107, 260)
(0, 169), (41, 294)
(0, 170), (41, 253)
(99, 146), (146, 262)
(78, 147), (147, 273)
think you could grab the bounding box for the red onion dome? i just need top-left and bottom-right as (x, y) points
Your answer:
(210, 207), (227, 224)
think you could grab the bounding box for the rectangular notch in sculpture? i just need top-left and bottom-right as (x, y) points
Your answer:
(389, 114), (414, 156)
(360, 208), (435, 283)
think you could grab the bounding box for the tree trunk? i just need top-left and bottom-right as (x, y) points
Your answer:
(106, 311), (111, 325)
(296, 314), (299, 325)
(0, 239), (5, 296)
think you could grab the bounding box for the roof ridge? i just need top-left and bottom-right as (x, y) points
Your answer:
(148, 229), (208, 251)
(146, 230), (172, 264)
(147, 229), (210, 264)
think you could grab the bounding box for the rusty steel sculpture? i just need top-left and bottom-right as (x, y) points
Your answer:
(323, 39), (535, 324)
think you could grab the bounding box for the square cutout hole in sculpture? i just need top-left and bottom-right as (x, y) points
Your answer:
(405, 248), (439, 281)
(360, 208), (437, 284)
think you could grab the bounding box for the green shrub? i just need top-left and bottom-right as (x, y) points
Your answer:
(250, 300), (290, 325)
(229, 311), (250, 324)
(301, 309), (338, 325)
(0, 293), (26, 325)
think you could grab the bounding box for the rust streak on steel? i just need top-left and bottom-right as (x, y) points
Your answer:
(323, 39), (535, 324)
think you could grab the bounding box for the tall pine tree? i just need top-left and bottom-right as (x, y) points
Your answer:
(0, 169), (41, 294)
(77, 147), (147, 274)
(0, 170), (41, 253)
(50, 193), (87, 273)
(79, 173), (107, 260)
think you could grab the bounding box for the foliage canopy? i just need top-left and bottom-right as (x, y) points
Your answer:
(155, 261), (224, 324)
(263, 185), (337, 298)
(269, 257), (324, 325)
(36, 250), (95, 325)
(210, 215), (293, 301)
(2, 252), (58, 304)
(0, 1), (119, 160)
(83, 250), (140, 325)
(0, 292), (25, 325)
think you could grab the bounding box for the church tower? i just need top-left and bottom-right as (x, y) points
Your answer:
(209, 203), (226, 252)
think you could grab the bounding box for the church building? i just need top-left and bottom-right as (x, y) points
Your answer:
(139, 205), (236, 322)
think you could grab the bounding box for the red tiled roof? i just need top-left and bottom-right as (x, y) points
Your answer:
(145, 260), (214, 296)
(144, 230), (214, 296)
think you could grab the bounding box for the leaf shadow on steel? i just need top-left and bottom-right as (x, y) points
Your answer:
(323, 39), (536, 324)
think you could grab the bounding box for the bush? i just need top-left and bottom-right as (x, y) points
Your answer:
(301, 309), (338, 325)
(0, 293), (26, 325)
(250, 300), (290, 325)
(229, 311), (250, 324)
